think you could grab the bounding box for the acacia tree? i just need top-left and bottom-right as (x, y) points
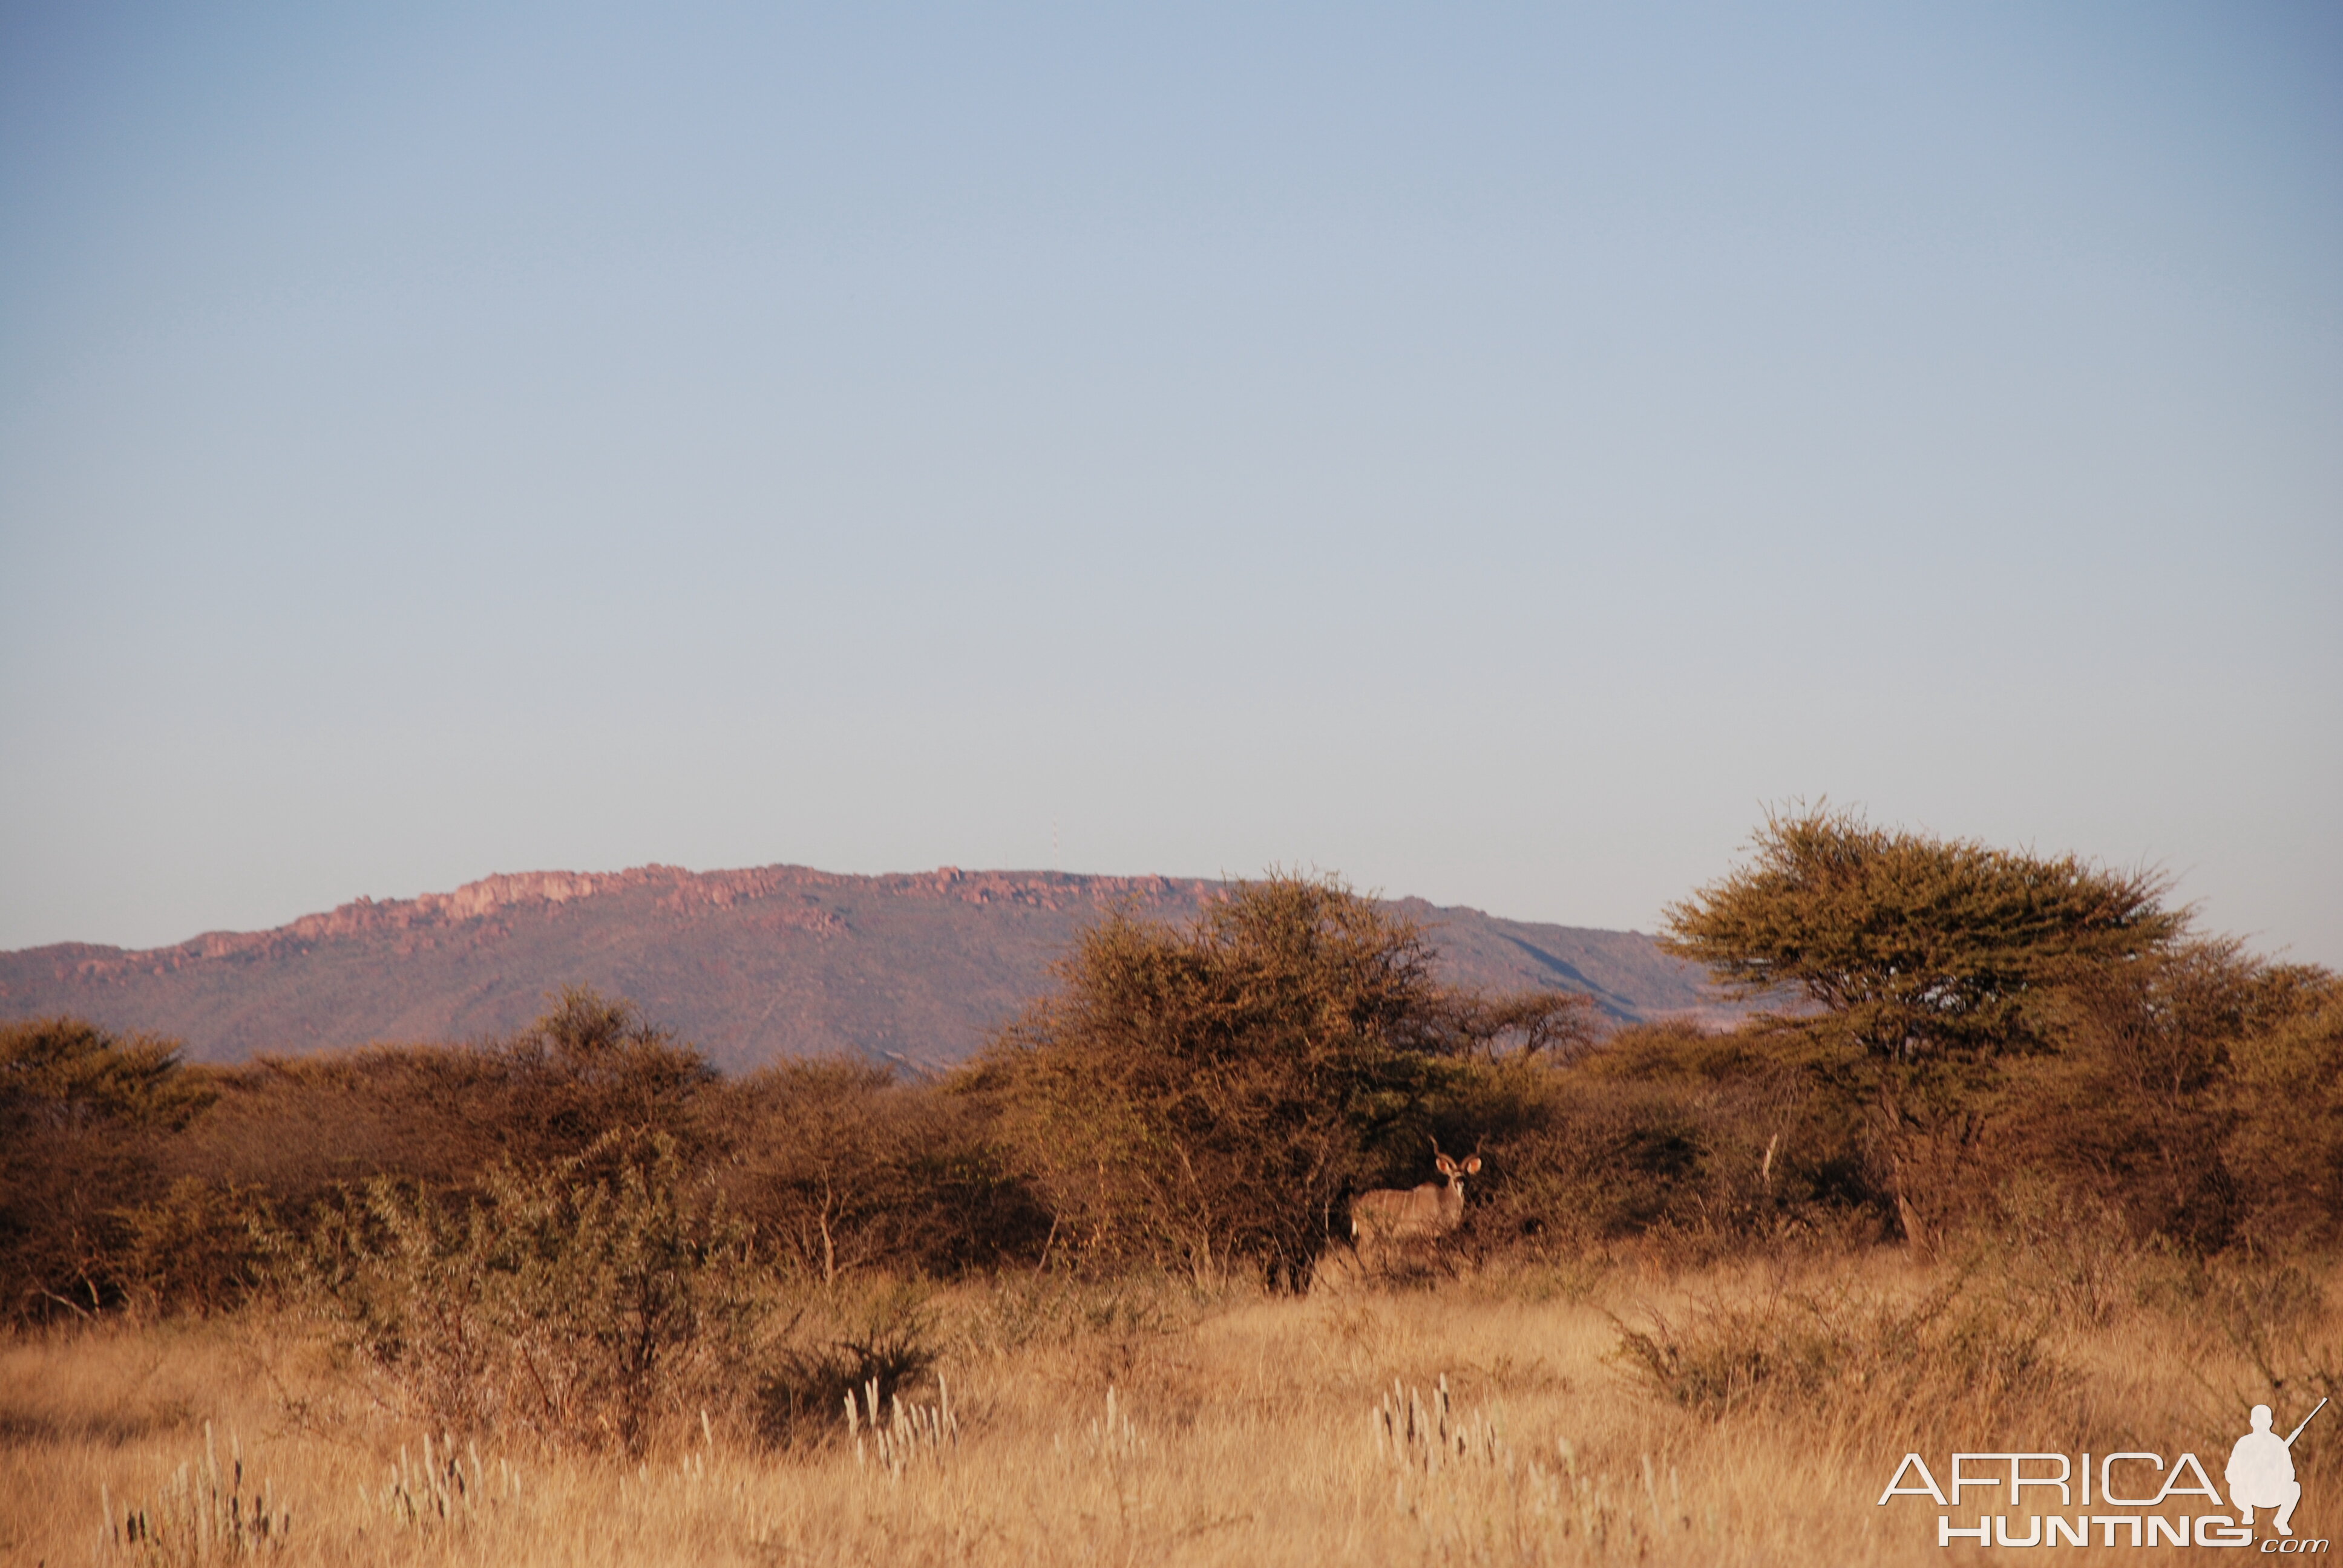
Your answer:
(0, 1018), (214, 1320)
(1659, 805), (2183, 1250)
(971, 873), (1582, 1281)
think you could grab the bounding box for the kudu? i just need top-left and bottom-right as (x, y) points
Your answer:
(1351, 1143), (1481, 1247)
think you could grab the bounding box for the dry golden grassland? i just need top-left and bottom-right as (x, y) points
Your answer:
(6, 1246), (2339, 1567)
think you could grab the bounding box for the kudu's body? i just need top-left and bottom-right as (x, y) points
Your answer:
(1351, 1151), (1481, 1246)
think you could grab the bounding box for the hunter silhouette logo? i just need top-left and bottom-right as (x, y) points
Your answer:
(1877, 1399), (2330, 1550)
(2232, 1400), (2327, 1538)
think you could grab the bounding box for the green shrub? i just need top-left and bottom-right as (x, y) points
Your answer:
(281, 1129), (752, 1455)
(1461, 1022), (1880, 1258)
(971, 873), (1582, 1281)
(2224, 978), (2343, 1252)
(116, 1177), (269, 1318)
(0, 1016), (211, 1322)
(1613, 1276), (2073, 1441)
(713, 1059), (1048, 1282)
(178, 988), (720, 1217)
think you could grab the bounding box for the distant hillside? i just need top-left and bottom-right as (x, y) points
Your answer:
(0, 864), (1741, 1073)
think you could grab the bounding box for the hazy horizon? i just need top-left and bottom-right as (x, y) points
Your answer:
(5, 4), (2338, 965)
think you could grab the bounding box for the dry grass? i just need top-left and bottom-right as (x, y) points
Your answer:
(7, 1246), (2342, 1566)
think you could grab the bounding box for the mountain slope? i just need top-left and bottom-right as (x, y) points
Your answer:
(0, 864), (1737, 1072)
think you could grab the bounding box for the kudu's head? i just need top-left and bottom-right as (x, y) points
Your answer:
(1424, 1142), (1482, 1228)
(1431, 1140), (1483, 1193)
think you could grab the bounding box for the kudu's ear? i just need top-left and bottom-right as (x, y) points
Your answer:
(1460, 1157), (1482, 1175)
(1435, 1153), (1458, 1176)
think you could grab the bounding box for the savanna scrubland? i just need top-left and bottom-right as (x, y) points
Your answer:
(6, 810), (2342, 1565)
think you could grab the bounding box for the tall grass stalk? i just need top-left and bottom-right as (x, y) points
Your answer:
(101, 1422), (290, 1564)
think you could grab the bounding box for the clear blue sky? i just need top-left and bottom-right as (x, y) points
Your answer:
(3, 3), (2338, 964)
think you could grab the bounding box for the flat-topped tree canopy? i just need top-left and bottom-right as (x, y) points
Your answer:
(1659, 803), (2185, 1067)
(1659, 804), (2193, 1255)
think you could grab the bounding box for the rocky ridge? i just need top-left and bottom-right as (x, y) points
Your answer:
(0, 864), (1733, 1072)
